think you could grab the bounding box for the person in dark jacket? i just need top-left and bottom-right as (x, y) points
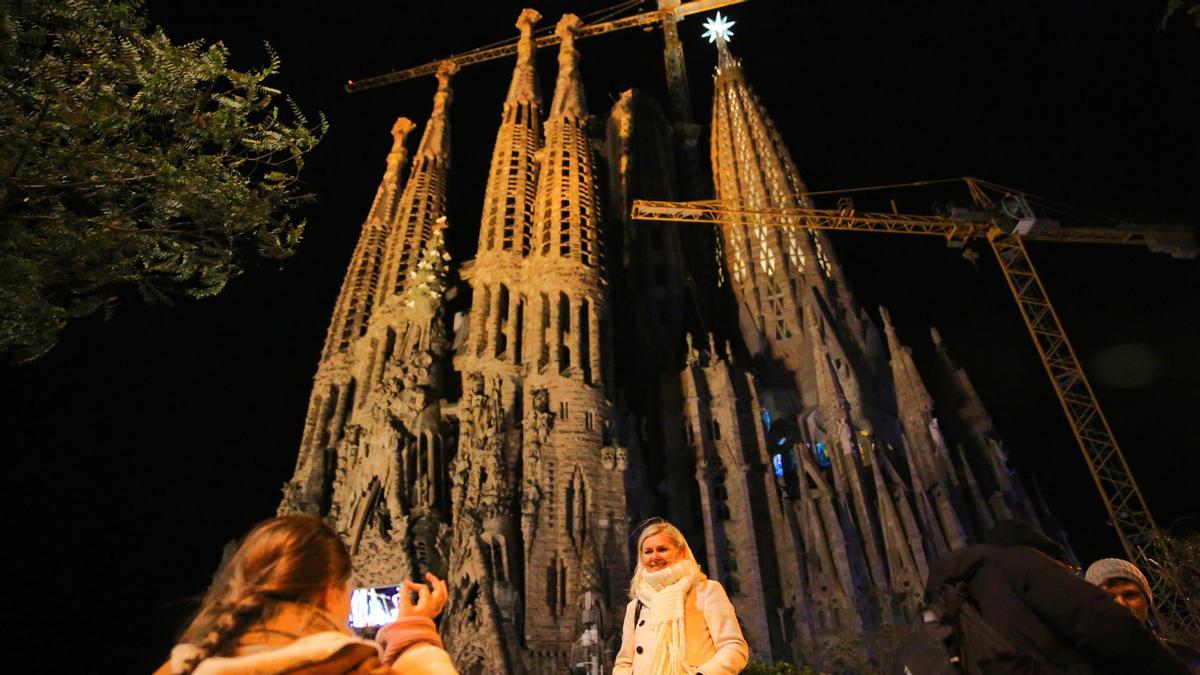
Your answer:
(925, 519), (1190, 674)
(1084, 557), (1200, 673)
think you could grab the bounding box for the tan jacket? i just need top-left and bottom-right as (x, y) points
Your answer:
(153, 602), (457, 675)
(612, 579), (748, 675)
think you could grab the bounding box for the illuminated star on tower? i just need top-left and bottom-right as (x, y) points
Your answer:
(701, 12), (735, 44)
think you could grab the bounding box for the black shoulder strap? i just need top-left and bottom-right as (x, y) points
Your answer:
(941, 581), (1025, 662)
(957, 597), (1019, 654)
(634, 600), (644, 625)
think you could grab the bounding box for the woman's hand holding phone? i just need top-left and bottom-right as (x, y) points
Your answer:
(396, 572), (448, 620)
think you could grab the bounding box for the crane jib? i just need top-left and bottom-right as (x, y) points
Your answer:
(344, 0), (749, 94)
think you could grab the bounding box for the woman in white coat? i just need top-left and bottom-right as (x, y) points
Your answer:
(613, 521), (749, 675)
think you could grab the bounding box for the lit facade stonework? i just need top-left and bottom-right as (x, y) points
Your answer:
(282, 9), (1066, 671)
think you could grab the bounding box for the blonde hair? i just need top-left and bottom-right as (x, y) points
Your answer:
(628, 520), (705, 598)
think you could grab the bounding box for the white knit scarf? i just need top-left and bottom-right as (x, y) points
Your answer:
(634, 558), (702, 675)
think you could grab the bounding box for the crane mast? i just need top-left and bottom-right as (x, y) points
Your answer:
(631, 188), (1200, 634)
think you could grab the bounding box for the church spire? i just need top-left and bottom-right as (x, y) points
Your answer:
(881, 307), (968, 549)
(708, 26), (848, 382)
(321, 118), (415, 358)
(367, 118), (418, 224)
(548, 14), (587, 120)
(378, 60), (458, 302)
(416, 61), (457, 162)
(880, 306), (942, 486)
(531, 14), (603, 273)
(506, 8), (542, 107)
(477, 8), (542, 257)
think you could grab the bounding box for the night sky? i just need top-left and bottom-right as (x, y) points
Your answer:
(5, 2), (1198, 671)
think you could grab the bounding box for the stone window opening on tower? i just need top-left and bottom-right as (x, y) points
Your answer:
(711, 418), (722, 441)
(337, 306), (355, 351)
(333, 379), (356, 444)
(585, 410), (594, 432)
(485, 535), (507, 582)
(539, 292), (550, 368)
(714, 470), (731, 521)
(547, 555), (569, 617)
(363, 337), (379, 398)
(378, 329), (396, 383)
(559, 400), (569, 420)
(503, 195), (517, 250)
(557, 292), (571, 374)
(475, 286), (491, 357)
(578, 299), (592, 384)
(521, 208), (532, 255)
(513, 297), (525, 364)
(417, 432), (428, 478)
(723, 537), (739, 572)
(495, 284), (510, 358)
(580, 206), (592, 267)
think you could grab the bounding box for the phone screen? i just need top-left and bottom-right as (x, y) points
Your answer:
(349, 584), (402, 628)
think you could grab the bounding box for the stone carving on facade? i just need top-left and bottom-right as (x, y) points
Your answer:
(685, 332), (701, 366)
(521, 387), (554, 549)
(277, 479), (307, 516)
(527, 387), (554, 459)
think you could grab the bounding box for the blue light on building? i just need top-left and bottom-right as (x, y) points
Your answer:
(773, 453), (784, 477)
(814, 441), (831, 467)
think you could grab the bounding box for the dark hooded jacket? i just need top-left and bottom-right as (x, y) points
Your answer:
(926, 540), (1189, 675)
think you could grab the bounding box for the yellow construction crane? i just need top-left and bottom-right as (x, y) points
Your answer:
(632, 178), (1199, 633)
(344, 0), (747, 94)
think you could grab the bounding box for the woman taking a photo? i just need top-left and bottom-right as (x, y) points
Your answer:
(614, 520), (748, 674)
(155, 514), (457, 674)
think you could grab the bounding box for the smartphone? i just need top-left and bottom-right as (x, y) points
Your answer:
(349, 584), (402, 628)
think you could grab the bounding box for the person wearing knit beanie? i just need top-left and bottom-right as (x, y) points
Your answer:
(1084, 558), (1200, 672)
(1085, 558), (1153, 621)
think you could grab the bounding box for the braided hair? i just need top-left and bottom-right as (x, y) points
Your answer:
(174, 515), (352, 674)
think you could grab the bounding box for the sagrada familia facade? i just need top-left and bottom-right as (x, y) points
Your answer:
(279, 7), (1065, 673)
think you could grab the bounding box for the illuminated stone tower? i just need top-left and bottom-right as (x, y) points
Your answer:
(442, 9), (540, 673)
(285, 117), (414, 517)
(709, 34), (877, 404)
(282, 61), (458, 587)
(675, 23), (1052, 661)
(519, 14), (629, 670)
